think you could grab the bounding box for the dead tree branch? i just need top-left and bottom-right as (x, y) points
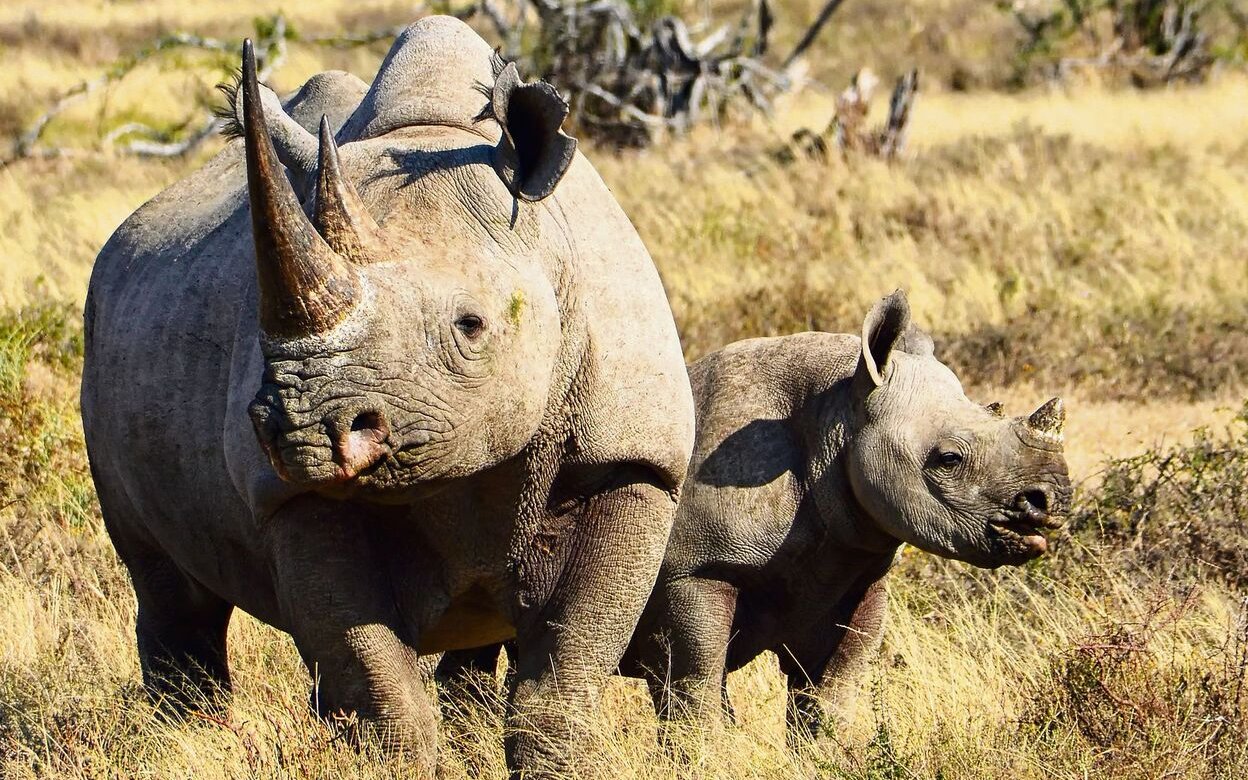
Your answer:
(6, 0), (850, 162)
(3, 17), (289, 168)
(1005, 0), (1220, 86)
(783, 0), (848, 69)
(498, 0), (786, 146)
(783, 67), (920, 162)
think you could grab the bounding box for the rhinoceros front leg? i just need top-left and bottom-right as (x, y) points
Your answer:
(265, 497), (436, 772)
(505, 464), (677, 778)
(782, 576), (888, 746)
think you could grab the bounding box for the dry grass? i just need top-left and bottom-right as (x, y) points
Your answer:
(1, 2), (1246, 778)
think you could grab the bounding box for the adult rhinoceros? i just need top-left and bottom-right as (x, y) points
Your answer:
(81, 16), (694, 776)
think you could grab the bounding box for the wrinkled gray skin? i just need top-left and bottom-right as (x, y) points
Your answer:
(81, 16), (693, 777)
(442, 291), (1071, 744)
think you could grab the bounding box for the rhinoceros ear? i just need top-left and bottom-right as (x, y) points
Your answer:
(859, 290), (912, 388)
(490, 62), (577, 202)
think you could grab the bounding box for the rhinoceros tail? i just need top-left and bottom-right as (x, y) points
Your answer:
(214, 68), (245, 140)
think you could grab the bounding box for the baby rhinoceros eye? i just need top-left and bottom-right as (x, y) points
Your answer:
(454, 313), (485, 339)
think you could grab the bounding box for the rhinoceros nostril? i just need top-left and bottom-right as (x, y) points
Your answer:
(325, 409), (390, 481)
(1018, 489), (1050, 513)
(351, 410), (385, 436)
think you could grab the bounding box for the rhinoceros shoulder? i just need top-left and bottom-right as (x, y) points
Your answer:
(550, 155), (696, 491)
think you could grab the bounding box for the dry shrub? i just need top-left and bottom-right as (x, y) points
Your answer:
(0, 302), (85, 516)
(1002, 0), (1245, 86)
(939, 308), (1248, 401)
(1070, 401), (1248, 587)
(1022, 592), (1248, 777)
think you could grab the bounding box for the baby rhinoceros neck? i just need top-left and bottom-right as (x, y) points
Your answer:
(797, 377), (907, 558)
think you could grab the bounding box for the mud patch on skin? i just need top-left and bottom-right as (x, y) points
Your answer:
(507, 290), (525, 327)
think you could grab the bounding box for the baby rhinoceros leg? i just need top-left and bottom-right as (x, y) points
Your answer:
(780, 576), (888, 747)
(637, 574), (738, 728)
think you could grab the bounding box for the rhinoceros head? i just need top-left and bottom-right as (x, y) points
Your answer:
(238, 40), (573, 499)
(843, 291), (1072, 568)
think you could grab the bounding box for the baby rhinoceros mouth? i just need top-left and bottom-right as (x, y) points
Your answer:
(987, 487), (1068, 556)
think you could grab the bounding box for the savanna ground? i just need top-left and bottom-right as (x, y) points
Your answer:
(2, 0), (1248, 777)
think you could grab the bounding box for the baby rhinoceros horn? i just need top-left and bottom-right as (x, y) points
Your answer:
(1025, 397), (1066, 445)
(241, 39), (359, 339)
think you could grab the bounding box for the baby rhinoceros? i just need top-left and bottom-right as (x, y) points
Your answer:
(618, 289), (1072, 742)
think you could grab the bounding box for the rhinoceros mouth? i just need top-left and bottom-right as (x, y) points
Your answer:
(987, 517), (1050, 556)
(987, 502), (1065, 556)
(265, 442), (354, 484)
(268, 438), (451, 504)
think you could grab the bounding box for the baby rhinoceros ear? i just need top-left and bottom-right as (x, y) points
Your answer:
(490, 62), (578, 202)
(859, 289), (913, 388)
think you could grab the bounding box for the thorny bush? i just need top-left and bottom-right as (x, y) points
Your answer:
(1069, 400), (1248, 588)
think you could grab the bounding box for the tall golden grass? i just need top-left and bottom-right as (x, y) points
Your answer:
(1, 1), (1246, 777)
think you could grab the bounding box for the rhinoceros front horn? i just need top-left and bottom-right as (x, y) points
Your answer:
(1025, 397), (1066, 444)
(241, 39), (358, 338)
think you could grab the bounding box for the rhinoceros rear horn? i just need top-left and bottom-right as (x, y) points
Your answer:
(1025, 397), (1066, 445)
(241, 39), (359, 338)
(313, 116), (384, 263)
(490, 62), (578, 202)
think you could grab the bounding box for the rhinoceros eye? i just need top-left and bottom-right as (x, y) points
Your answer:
(938, 450), (964, 469)
(454, 314), (485, 339)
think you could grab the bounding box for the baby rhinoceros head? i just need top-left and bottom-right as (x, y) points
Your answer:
(236, 41), (573, 501)
(844, 291), (1072, 568)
